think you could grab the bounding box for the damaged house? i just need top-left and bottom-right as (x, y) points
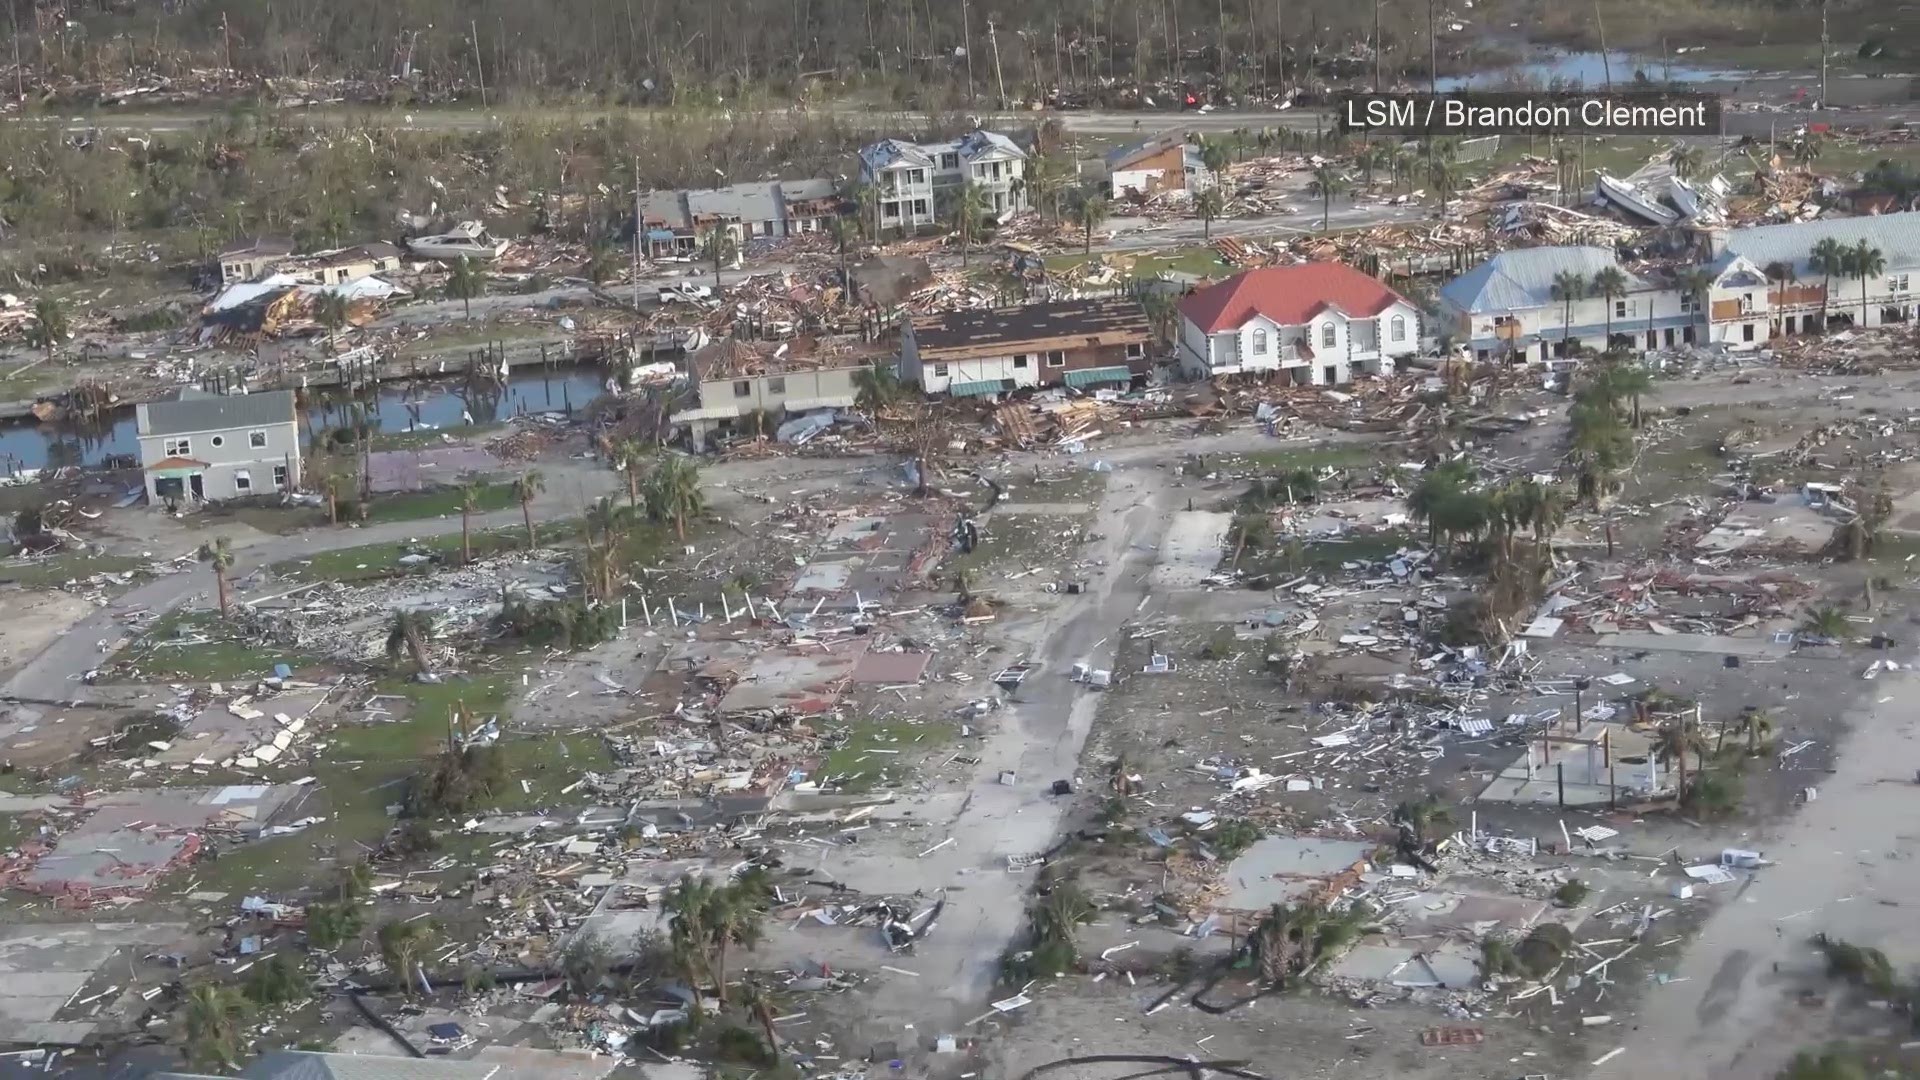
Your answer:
(639, 179), (844, 258)
(1176, 262), (1419, 384)
(1440, 246), (1704, 363)
(1713, 213), (1920, 335)
(900, 297), (1153, 397)
(216, 235), (295, 285)
(1105, 129), (1213, 199)
(857, 129), (1028, 232)
(669, 336), (886, 445)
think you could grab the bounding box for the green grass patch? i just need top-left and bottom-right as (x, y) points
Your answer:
(110, 610), (320, 682)
(815, 716), (957, 793)
(269, 520), (572, 583)
(360, 482), (519, 525)
(0, 551), (143, 590)
(1046, 245), (1233, 280)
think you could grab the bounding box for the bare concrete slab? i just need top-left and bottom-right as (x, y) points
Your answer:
(1149, 511), (1231, 590)
(1221, 836), (1374, 910)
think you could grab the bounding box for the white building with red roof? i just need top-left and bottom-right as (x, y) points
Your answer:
(1174, 262), (1422, 384)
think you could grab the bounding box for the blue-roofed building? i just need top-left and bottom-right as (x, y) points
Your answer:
(1439, 245), (1772, 362)
(856, 129), (1028, 233)
(1710, 213), (1920, 336)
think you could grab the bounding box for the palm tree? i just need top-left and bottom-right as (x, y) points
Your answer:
(664, 874), (720, 1001)
(1429, 158), (1465, 209)
(585, 493), (629, 552)
(514, 469), (544, 549)
(1306, 165), (1349, 231)
(701, 228), (739, 289)
(1602, 360), (1654, 427)
(314, 291), (351, 342)
(1524, 482), (1567, 548)
(1023, 154), (1073, 223)
(1591, 266), (1629, 348)
(1669, 144), (1702, 180)
(947, 182), (990, 266)
(853, 359), (902, 414)
(1198, 140), (1230, 182)
(740, 983), (782, 1062)
(582, 244), (618, 283)
(324, 471), (347, 525)
(1549, 271), (1589, 354)
(826, 215), (857, 286)
(1140, 290), (1178, 345)
(1792, 132), (1825, 167)
(199, 537), (234, 616)
(1194, 186), (1226, 240)
(1359, 145), (1391, 188)
(377, 918), (438, 998)
(1569, 403), (1632, 507)
(182, 983), (251, 1070)
(850, 182), (880, 239)
(645, 455), (704, 541)
(1802, 605), (1850, 640)
(444, 256), (483, 320)
(706, 883), (768, 1004)
(1849, 240), (1886, 328)
(1733, 707), (1776, 755)
(1075, 191), (1110, 255)
(26, 297), (67, 358)
(1810, 237), (1847, 331)
(385, 609), (436, 673)
(1674, 266), (1715, 331)
(612, 438), (650, 505)
(1655, 714), (1708, 799)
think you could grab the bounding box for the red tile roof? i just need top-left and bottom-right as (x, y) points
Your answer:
(1177, 262), (1408, 333)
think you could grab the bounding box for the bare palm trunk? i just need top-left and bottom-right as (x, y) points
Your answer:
(215, 568), (230, 615)
(327, 489), (338, 525)
(715, 935), (730, 1003)
(461, 506), (472, 563)
(407, 633), (430, 673)
(522, 499), (536, 549)
(626, 471), (639, 505)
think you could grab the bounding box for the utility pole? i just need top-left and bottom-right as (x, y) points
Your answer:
(1426, 0), (1437, 94)
(987, 19), (1007, 108)
(960, 0), (975, 101)
(1372, 0), (1381, 90)
(1819, 0), (1829, 109)
(220, 12), (233, 84)
(8, 0), (21, 101)
(1593, 0), (1611, 91)
(631, 158), (642, 312)
(471, 20), (487, 108)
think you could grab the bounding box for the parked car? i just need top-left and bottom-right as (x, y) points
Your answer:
(658, 283), (714, 303)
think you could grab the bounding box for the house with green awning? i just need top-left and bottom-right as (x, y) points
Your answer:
(901, 297), (1153, 399)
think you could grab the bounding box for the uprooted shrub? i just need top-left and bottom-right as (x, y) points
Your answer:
(406, 744), (509, 817)
(1516, 923), (1575, 979)
(1820, 937), (1900, 998)
(496, 598), (620, 651)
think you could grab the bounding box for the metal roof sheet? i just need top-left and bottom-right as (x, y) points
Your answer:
(1440, 246), (1649, 313)
(137, 389), (297, 437)
(1720, 212), (1920, 279)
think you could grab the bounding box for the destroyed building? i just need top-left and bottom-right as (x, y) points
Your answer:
(900, 296), (1152, 397)
(215, 235), (295, 285)
(668, 335), (885, 443)
(1175, 262), (1419, 383)
(1105, 129), (1213, 199)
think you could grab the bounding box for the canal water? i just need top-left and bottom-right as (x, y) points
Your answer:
(1436, 50), (1744, 91)
(0, 364), (610, 473)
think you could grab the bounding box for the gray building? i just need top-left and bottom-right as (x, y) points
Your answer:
(639, 180), (843, 259)
(137, 389), (303, 505)
(856, 129), (1028, 232)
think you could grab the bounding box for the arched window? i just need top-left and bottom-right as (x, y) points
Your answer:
(1321, 322), (1336, 348)
(1390, 315), (1407, 342)
(1251, 329), (1268, 355)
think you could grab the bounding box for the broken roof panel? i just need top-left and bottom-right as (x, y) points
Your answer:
(910, 297), (1150, 356)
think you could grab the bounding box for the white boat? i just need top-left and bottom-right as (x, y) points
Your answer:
(407, 220), (510, 260)
(1594, 174), (1680, 227)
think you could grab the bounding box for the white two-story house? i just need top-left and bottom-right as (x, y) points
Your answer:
(1175, 263), (1421, 384)
(1440, 246), (1707, 363)
(857, 129), (1028, 233)
(1714, 215), (1920, 337)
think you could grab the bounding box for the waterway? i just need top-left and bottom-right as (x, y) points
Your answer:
(1436, 50), (1745, 91)
(0, 363), (610, 473)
